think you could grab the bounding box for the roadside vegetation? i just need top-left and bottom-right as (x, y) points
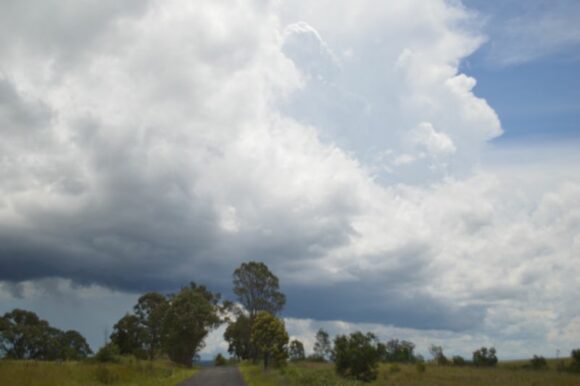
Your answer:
(2, 260), (580, 386)
(0, 358), (195, 386)
(240, 361), (580, 386)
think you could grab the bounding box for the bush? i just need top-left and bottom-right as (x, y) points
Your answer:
(334, 331), (382, 382)
(472, 347), (497, 367)
(95, 343), (121, 363)
(429, 345), (448, 365)
(528, 355), (548, 370)
(570, 349), (580, 372)
(214, 353), (227, 366)
(452, 355), (466, 366)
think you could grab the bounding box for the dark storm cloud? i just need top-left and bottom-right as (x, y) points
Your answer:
(285, 283), (486, 331)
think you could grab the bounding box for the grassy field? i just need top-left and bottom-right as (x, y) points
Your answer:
(240, 361), (580, 386)
(0, 358), (196, 386)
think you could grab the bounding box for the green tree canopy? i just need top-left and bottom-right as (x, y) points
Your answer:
(223, 313), (252, 360)
(429, 344), (449, 365)
(313, 328), (332, 361)
(334, 331), (382, 382)
(233, 261), (286, 318)
(251, 312), (289, 369)
(0, 309), (92, 361)
(58, 330), (93, 360)
(163, 283), (222, 367)
(384, 339), (416, 363)
(288, 339), (305, 361)
(134, 292), (169, 359)
(472, 346), (498, 367)
(110, 313), (146, 358)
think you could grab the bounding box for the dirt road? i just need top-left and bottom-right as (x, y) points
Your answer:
(177, 366), (247, 386)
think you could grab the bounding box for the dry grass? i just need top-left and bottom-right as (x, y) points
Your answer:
(240, 361), (580, 386)
(0, 358), (196, 386)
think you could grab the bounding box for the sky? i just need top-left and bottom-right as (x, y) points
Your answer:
(0, 0), (579, 360)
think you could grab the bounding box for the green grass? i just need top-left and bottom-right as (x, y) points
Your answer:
(240, 361), (580, 386)
(0, 358), (196, 386)
(239, 361), (362, 385)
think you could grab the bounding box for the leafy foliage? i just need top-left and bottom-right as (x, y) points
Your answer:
(429, 345), (449, 365)
(334, 331), (382, 382)
(95, 342), (121, 363)
(233, 261), (286, 318)
(163, 283), (222, 367)
(134, 292), (169, 360)
(224, 313), (252, 360)
(110, 314), (146, 358)
(58, 330), (93, 360)
(313, 329), (332, 361)
(251, 312), (289, 369)
(472, 347), (498, 367)
(383, 339), (416, 363)
(0, 309), (91, 360)
(289, 339), (306, 361)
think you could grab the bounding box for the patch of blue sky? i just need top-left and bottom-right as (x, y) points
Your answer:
(461, 0), (580, 143)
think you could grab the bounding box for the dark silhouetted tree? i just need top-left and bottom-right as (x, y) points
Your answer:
(313, 328), (332, 361)
(473, 346), (498, 367)
(110, 313), (146, 358)
(570, 349), (580, 372)
(429, 344), (449, 365)
(452, 355), (466, 366)
(289, 339), (305, 361)
(233, 261), (286, 318)
(134, 292), (169, 359)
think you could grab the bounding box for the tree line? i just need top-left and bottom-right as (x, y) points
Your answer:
(0, 309), (91, 360)
(2, 261), (580, 383)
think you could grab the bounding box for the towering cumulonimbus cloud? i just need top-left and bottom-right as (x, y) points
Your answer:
(0, 0), (579, 357)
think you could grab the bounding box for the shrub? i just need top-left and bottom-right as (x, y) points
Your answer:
(382, 339), (416, 363)
(452, 355), (466, 366)
(334, 331), (382, 382)
(214, 353), (227, 366)
(472, 347), (497, 367)
(95, 343), (121, 363)
(570, 349), (580, 372)
(429, 345), (449, 365)
(528, 355), (548, 370)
